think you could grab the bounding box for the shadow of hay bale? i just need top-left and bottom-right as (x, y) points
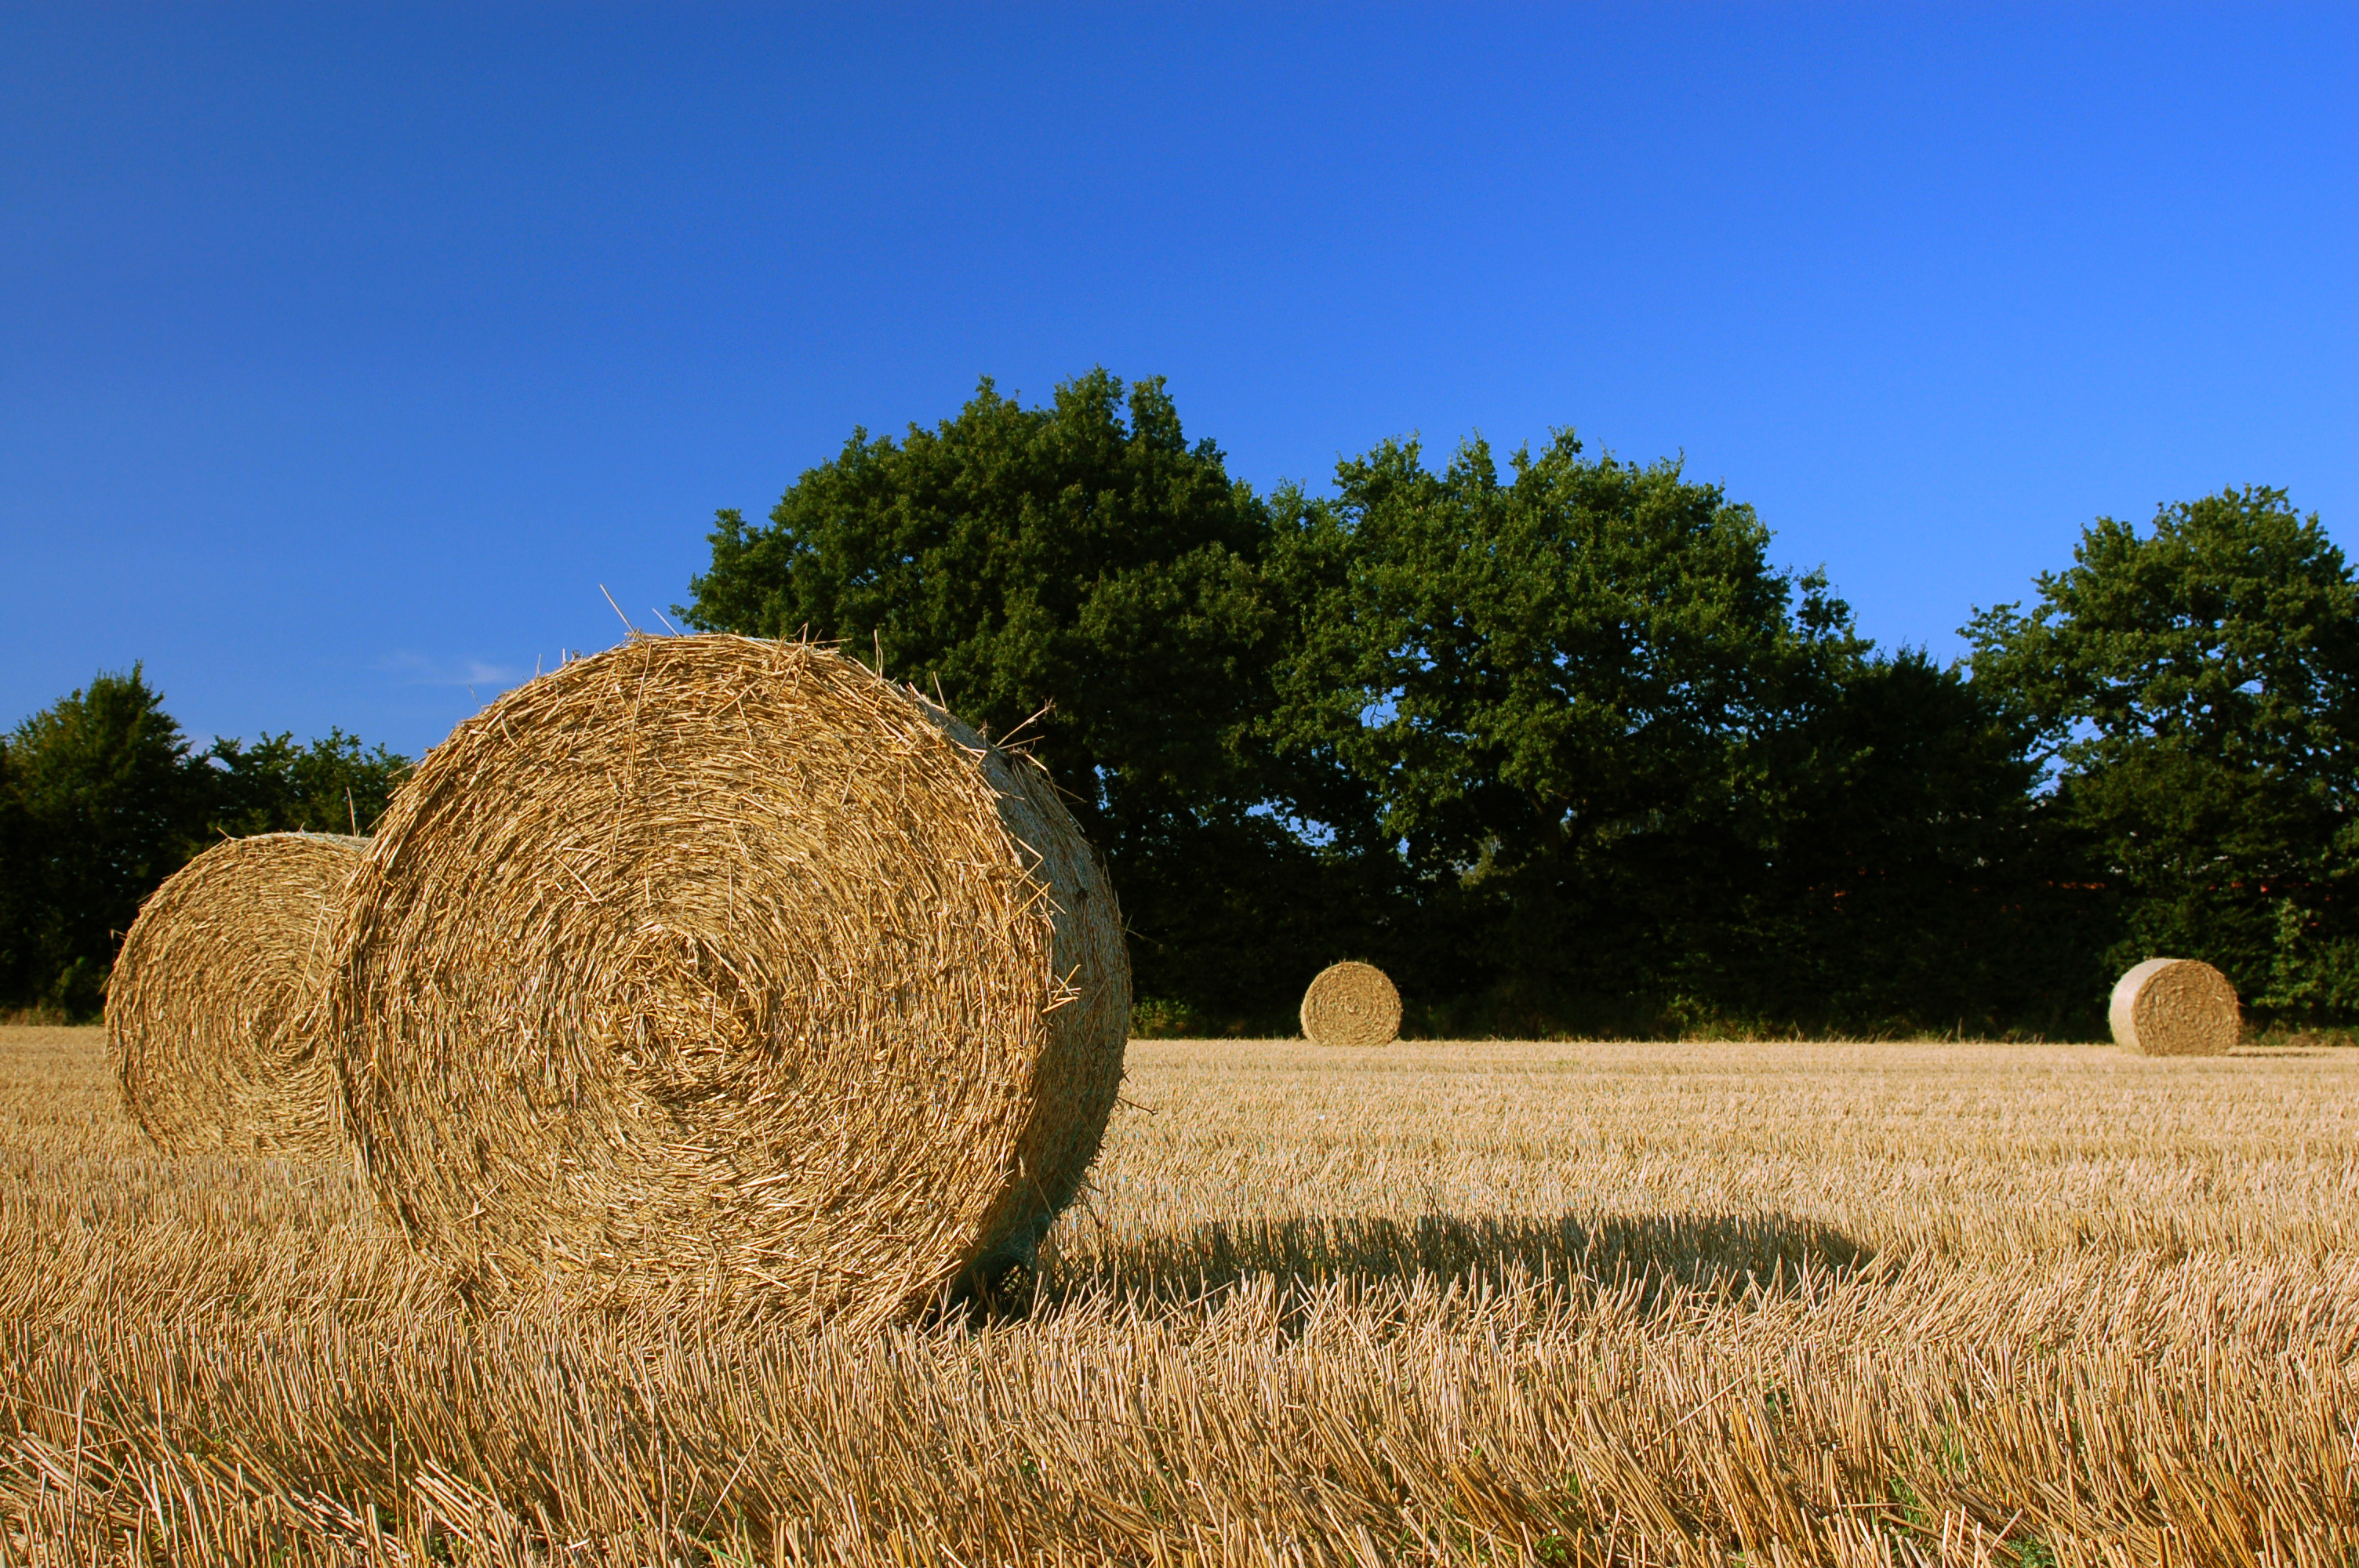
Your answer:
(1009, 1210), (1873, 1323)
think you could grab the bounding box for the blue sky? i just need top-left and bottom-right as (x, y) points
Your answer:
(4, 4), (2352, 760)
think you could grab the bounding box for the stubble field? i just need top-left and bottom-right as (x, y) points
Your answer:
(2, 1025), (2356, 1566)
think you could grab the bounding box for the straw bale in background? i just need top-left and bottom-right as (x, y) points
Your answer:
(323, 636), (1129, 1325)
(2109, 957), (2240, 1056)
(105, 832), (365, 1157)
(1300, 960), (1401, 1047)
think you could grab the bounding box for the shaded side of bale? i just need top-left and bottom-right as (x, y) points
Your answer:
(323, 635), (1128, 1327)
(104, 833), (366, 1157)
(1300, 960), (1402, 1047)
(2109, 957), (2241, 1056)
(921, 703), (1131, 1278)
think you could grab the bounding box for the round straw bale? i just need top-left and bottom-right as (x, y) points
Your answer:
(2108, 957), (2241, 1056)
(105, 832), (365, 1157)
(322, 635), (1129, 1324)
(1300, 960), (1401, 1047)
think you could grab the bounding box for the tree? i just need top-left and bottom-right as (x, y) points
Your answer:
(0, 670), (416, 1017)
(1268, 431), (1868, 1030)
(1965, 487), (2359, 1017)
(0, 666), (206, 1014)
(1736, 648), (2104, 1036)
(0, 741), (31, 1011)
(681, 370), (1350, 1022)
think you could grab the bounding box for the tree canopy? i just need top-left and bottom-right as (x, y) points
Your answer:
(204, 729), (411, 840)
(15, 379), (2335, 1039)
(1272, 432), (1859, 875)
(1967, 487), (2359, 1015)
(1263, 433), (2077, 1033)
(691, 379), (2161, 1036)
(0, 667), (202, 1014)
(683, 371), (1277, 838)
(0, 670), (410, 1017)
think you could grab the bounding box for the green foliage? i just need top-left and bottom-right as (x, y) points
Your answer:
(0, 669), (412, 1018)
(688, 371), (2338, 1036)
(202, 729), (410, 839)
(1129, 996), (1209, 1039)
(1267, 432), (2072, 1033)
(1731, 648), (2109, 1037)
(1966, 488), (2359, 1018)
(683, 370), (1274, 829)
(1272, 431), (1863, 884)
(0, 667), (208, 1014)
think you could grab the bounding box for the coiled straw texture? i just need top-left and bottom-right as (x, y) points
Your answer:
(322, 636), (1129, 1325)
(1300, 961), (1402, 1047)
(105, 832), (365, 1158)
(2108, 957), (2240, 1057)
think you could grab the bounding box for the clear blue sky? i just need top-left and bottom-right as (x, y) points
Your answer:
(4, 4), (2352, 760)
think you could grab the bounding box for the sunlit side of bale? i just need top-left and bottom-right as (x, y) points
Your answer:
(106, 832), (365, 1157)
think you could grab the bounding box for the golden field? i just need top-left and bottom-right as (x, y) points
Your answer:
(2, 1025), (2355, 1566)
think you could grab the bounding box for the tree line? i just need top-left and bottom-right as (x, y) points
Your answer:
(9, 368), (2351, 1036)
(0, 670), (408, 1017)
(685, 370), (2358, 1039)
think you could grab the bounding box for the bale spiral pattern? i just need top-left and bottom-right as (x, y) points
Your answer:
(106, 832), (365, 1157)
(2108, 957), (2240, 1057)
(322, 636), (1129, 1324)
(1300, 961), (1402, 1047)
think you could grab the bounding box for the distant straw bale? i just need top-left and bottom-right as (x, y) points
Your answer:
(1300, 961), (1401, 1047)
(322, 635), (1129, 1324)
(105, 832), (365, 1157)
(2109, 957), (2241, 1056)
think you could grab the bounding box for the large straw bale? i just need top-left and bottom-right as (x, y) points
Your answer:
(2108, 957), (2241, 1056)
(322, 635), (1129, 1324)
(1300, 960), (1401, 1047)
(105, 832), (365, 1157)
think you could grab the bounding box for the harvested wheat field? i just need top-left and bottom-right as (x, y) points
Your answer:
(2, 1025), (2357, 1566)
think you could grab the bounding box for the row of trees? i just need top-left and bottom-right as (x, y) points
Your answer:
(0, 670), (409, 1016)
(686, 370), (2358, 1037)
(10, 372), (2346, 1036)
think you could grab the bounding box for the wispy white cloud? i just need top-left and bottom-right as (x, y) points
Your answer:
(375, 651), (533, 689)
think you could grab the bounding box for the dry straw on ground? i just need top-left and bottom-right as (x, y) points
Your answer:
(320, 634), (1129, 1324)
(1299, 960), (1401, 1047)
(104, 831), (365, 1158)
(2109, 956), (2241, 1056)
(8, 1027), (2359, 1563)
